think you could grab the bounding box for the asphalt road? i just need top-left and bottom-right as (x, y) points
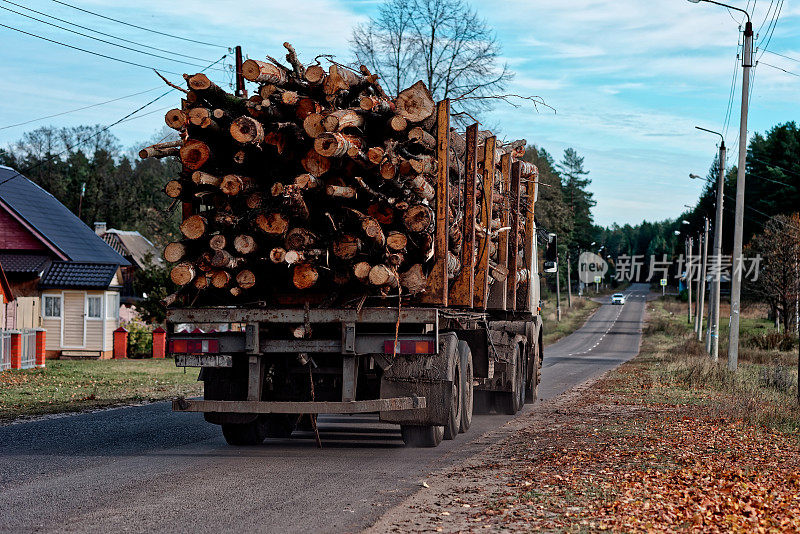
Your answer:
(0, 284), (648, 534)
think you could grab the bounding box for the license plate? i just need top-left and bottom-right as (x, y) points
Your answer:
(175, 354), (233, 368)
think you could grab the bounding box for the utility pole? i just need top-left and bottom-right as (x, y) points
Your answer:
(566, 253), (572, 308)
(695, 130), (726, 361)
(696, 219), (709, 341)
(555, 251), (562, 322)
(727, 20), (754, 372)
(234, 45), (247, 98)
(687, 236), (693, 324)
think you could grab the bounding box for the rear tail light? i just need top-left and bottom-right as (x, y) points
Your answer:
(168, 338), (219, 354)
(384, 340), (436, 355)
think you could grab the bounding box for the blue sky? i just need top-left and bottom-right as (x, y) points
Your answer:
(0, 0), (798, 227)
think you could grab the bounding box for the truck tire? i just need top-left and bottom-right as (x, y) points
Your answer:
(443, 334), (462, 440)
(221, 416), (269, 446)
(458, 340), (473, 433)
(526, 341), (542, 404)
(495, 344), (525, 415)
(401, 424), (444, 447)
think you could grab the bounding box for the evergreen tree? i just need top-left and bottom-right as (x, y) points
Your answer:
(557, 148), (596, 248)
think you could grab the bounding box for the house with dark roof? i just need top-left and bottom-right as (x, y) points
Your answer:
(0, 166), (129, 359)
(95, 223), (162, 303)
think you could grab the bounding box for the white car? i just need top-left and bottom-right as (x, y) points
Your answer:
(611, 293), (626, 305)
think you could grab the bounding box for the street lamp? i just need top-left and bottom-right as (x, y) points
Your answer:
(686, 0), (753, 371)
(693, 126), (726, 361)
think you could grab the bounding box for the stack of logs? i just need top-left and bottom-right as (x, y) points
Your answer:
(145, 43), (537, 307)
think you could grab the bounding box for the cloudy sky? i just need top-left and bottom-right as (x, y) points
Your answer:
(0, 0), (798, 226)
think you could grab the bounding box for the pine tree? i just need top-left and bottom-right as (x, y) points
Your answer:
(557, 148), (596, 248)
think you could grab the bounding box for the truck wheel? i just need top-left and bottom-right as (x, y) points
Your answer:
(526, 342), (542, 404)
(458, 340), (473, 433)
(221, 416), (269, 446)
(495, 344), (525, 415)
(443, 334), (462, 440)
(401, 424), (444, 447)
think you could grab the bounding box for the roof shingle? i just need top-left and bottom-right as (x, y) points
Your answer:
(0, 166), (129, 266)
(39, 262), (119, 289)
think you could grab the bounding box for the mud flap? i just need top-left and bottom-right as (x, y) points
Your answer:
(379, 333), (457, 426)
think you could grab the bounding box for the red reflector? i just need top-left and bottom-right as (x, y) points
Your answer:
(170, 339), (187, 353)
(384, 340), (435, 355)
(169, 338), (220, 354)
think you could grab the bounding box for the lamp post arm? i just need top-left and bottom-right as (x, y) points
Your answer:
(695, 0), (751, 23)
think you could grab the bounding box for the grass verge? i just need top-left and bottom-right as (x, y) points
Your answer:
(541, 295), (601, 346)
(0, 359), (202, 423)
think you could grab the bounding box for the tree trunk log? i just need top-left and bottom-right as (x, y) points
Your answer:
(209, 234), (227, 251)
(368, 264), (398, 288)
(400, 264), (427, 294)
(180, 139), (211, 170)
(164, 180), (183, 198)
(301, 149), (331, 176)
(233, 234), (257, 255)
(165, 109), (187, 130)
(322, 109), (365, 132)
(403, 205), (434, 233)
(230, 116), (265, 145)
(236, 269), (256, 289)
(170, 262), (196, 286)
(293, 264), (319, 289)
(396, 81), (435, 123)
(163, 242), (187, 263)
(180, 215), (207, 240)
(242, 59), (289, 85)
(255, 212), (289, 236)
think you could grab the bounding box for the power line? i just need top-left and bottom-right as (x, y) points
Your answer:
(762, 48), (800, 63)
(755, 0), (775, 38)
(0, 54), (227, 188)
(751, 157), (800, 177)
(756, 0), (783, 63)
(0, 21), (183, 75)
(0, 0), (214, 63)
(760, 60), (800, 78)
(0, 4), (221, 71)
(50, 0), (228, 49)
(0, 87), (161, 130)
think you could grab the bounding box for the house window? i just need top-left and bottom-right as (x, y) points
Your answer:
(106, 293), (119, 320)
(43, 295), (62, 319)
(87, 296), (102, 319)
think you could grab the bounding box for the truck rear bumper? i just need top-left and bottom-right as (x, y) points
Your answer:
(172, 396), (425, 415)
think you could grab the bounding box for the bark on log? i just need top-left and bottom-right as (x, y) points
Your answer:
(285, 227), (317, 250)
(360, 95), (395, 114)
(303, 113), (327, 139)
(314, 133), (363, 158)
(322, 109), (365, 132)
(220, 174), (254, 196)
(294, 173), (321, 190)
(140, 141), (181, 159)
(326, 184), (356, 199)
(191, 171), (221, 187)
(304, 65), (326, 85)
(408, 127), (436, 150)
(242, 59), (289, 85)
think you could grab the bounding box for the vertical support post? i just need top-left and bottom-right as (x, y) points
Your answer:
(235, 45), (247, 98)
(696, 219), (709, 341)
(449, 124), (479, 307)
(488, 154), (511, 310)
(566, 253), (572, 308)
(474, 136), (496, 310)
(523, 170), (539, 312)
(420, 99), (450, 306)
(151, 327), (166, 359)
(342, 356), (358, 402)
(34, 328), (46, 368)
(247, 355), (264, 401)
(113, 327), (128, 359)
(687, 236), (693, 324)
(9, 331), (21, 370)
(507, 160), (522, 311)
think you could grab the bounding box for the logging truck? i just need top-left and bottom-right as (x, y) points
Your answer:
(166, 112), (549, 447)
(157, 49), (552, 447)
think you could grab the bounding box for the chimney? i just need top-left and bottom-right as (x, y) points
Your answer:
(94, 222), (107, 235)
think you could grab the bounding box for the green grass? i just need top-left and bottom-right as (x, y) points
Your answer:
(541, 295), (601, 345)
(636, 297), (800, 434)
(0, 359), (202, 422)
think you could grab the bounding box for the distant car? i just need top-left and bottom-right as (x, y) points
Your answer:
(611, 293), (626, 305)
